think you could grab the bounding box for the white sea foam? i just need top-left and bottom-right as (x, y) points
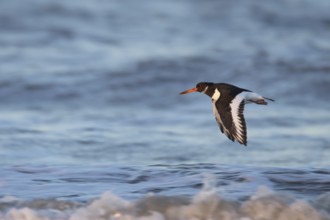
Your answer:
(1, 176), (330, 220)
(1, 208), (46, 220)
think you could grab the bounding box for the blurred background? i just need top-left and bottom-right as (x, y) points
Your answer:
(0, 0), (330, 219)
(1, 0), (329, 167)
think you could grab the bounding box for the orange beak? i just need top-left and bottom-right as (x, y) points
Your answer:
(180, 87), (198, 95)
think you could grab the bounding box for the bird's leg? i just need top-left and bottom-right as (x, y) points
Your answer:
(245, 92), (268, 105)
(255, 99), (268, 105)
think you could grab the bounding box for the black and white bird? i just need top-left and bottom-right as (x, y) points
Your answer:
(180, 82), (274, 146)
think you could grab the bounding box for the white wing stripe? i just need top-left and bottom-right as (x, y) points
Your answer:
(230, 92), (247, 138)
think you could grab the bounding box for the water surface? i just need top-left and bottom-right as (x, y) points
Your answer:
(0, 0), (330, 219)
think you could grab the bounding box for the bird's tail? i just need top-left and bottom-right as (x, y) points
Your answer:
(264, 97), (275, 102)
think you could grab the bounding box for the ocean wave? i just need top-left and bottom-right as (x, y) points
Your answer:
(1, 175), (329, 220)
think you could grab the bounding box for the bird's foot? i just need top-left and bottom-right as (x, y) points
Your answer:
(255, 99), (268, 105)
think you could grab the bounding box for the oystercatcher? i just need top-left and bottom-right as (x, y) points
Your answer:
(180, 82), (274, 146)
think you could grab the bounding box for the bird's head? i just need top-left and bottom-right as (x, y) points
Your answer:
(180, 82), (214, 95)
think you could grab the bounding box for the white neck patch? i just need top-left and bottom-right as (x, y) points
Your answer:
(202, 86), (209, 94)
(212, 88), (221, 102)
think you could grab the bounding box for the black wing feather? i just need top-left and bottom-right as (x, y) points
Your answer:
(214, 90), (248, 145)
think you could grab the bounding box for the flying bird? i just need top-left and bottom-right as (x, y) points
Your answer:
(180, 82), (274, 146)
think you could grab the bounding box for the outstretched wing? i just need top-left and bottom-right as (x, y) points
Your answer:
(213, 92), (247, 146)
(229, 94), (247, 145)
(212, 99), (235, 142)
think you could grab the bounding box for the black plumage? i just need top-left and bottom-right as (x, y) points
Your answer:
(180, 82), (274, 146)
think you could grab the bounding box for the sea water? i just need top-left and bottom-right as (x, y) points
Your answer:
(0, 0), (330, 219)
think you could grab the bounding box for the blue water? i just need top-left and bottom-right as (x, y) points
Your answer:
(0, 0), (330, 219)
